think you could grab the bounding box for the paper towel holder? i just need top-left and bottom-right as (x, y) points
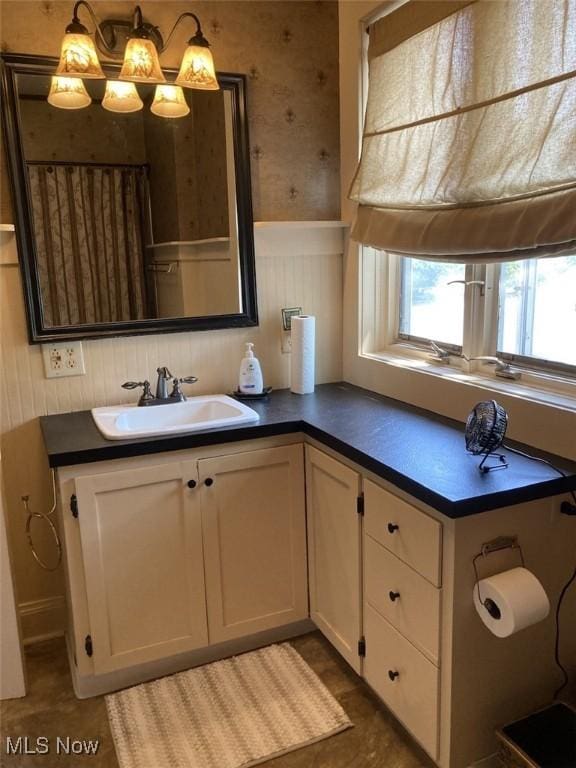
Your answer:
(473, 536), (526, 620)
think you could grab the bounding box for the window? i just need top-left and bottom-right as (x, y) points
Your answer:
(399, 259), (466, 349)
(498, 256), (576, 370)
(355, 1), (576, 393)
(368, 249), (576, 383)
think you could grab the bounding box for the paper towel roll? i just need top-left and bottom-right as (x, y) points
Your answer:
(473, 567), (550, 638)
(291, 315), (315, 394)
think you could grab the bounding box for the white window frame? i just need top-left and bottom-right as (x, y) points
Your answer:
(360, 248), (576, 402)
(357, 6), (576, 407)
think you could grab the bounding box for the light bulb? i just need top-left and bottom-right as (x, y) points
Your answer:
(150, 85), (190, 118)
(47, 76), (91, 109)
(102, 80), (143, 113)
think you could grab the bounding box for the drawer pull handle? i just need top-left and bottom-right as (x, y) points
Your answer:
(389, 591), (401, 602)
(187, 480), (197, 489)
(388, 670), (399, 681)
(387, 522), (399, 534)
(205, 478), (214, 487)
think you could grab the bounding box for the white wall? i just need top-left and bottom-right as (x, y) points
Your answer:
(0, 470), (26, 699)
(338, 0), (576, 461)
(0, 222), (344, 642)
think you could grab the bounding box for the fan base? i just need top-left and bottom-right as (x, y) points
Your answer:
(479, 452), (508, 473)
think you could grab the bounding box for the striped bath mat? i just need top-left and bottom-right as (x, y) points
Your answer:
(106, 643), (352, 768)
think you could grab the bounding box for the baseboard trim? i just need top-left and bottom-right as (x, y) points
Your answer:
(468, 754), (501, 768)
(19, 596), (66, 645)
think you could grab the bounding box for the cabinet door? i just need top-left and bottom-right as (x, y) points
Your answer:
(305, 446), (362, 672)
(200, 445), (307, 644)
(75, 461), (207, 674)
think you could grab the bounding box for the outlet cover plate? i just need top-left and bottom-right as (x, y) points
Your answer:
(42, 342), (86, 378)
(281, 307), (302, 331)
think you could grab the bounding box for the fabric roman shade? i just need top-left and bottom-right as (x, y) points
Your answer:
(349, 0), (576, 262)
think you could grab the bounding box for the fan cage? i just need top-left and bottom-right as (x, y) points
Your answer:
(465, 400), (508, 472)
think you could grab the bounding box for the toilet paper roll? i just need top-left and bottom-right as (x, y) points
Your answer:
(473, 566), (550, 638)
(291, 315), (315, 395)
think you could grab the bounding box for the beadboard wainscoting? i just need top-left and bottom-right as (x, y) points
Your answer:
(0, 221), (345, 643)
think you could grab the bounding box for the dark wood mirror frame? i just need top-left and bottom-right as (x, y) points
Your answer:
(1, 54), (258, 343)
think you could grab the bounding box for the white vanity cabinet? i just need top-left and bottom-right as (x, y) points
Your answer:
(58, 440), (309, 693)
(199, 446), (308, 644)
(305, 449), (443, 759)
(55, 429), (567, 768)
(305, 445), (362, 672)
(74, 460), (208, 675)
(363, 479), (443, 759)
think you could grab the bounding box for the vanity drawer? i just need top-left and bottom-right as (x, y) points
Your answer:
(364, 480), (442, 586)
(364, 603), (439, 760)
(365, 535), (440, 665)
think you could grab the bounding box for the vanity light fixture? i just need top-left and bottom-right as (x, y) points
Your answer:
(175, 24), (219, 91)
(102, 80), (143, 113)
(150, 85), (190, 119)
(55, 5), (105, 80)
(47, 75), (92, 109)
(118, 6), (165, 85)
(49, 2), (219, 115)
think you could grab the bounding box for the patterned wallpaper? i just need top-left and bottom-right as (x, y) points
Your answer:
(144, 92), (230, 243)
(19, 100), (148, 164)
(191, 92), (230, 240)
(0, 0), (340, 223)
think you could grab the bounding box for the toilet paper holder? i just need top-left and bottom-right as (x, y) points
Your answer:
(473, 536), (525, 620)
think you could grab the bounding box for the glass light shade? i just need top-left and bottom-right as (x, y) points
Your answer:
(55, 32), (105, 79)
(119, 38), (166, 84)
(175, 44), (219, 91)
(102, 81), (143, 113)
(150, 85), (190, 118)
(47, 76), (91, 109)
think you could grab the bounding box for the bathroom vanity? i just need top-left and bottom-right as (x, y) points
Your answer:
(41, 383), (576, 768)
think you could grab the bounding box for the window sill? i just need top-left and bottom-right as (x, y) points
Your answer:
(362, 349), (576, 413)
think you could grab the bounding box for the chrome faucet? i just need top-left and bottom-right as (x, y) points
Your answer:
(122, 367), (198, 406)
(155, 367), (172, 399)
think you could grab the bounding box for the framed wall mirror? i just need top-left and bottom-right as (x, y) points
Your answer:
(1, 54), (258, 343)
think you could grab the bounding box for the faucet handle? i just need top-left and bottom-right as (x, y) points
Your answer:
(170, 376), (198, 402)
(122, 380), (148, 390)
(122, 380), (154, 405)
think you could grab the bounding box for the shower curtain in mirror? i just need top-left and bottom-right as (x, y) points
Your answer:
(27, 163), (149, 326)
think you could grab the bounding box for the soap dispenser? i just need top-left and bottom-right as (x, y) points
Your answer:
(239, 342), (264, 394)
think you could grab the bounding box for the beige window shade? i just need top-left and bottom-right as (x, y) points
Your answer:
(349, 0), (576, 262)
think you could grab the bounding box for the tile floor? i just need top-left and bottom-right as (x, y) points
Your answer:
(0, 631), (434, 768)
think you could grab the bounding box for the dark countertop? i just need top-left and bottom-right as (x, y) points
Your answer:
(40, 382), (576, 518)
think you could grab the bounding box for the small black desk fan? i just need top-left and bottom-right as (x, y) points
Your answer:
(465, 400), (509, 472)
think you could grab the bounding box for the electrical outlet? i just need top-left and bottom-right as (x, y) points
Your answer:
(42, 341), (86, 378)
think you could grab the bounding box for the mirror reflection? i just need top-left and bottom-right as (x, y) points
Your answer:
(17, 72), (242, 327)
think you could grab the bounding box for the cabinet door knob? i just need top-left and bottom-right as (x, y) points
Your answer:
(389, 591), (400, 602)
(387, 522), (399, 534)
(388, 670), (399, 681)
(204, 478), (214, 487)
(187, 480), (197, 489)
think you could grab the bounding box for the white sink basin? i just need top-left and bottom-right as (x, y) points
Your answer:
(92, 395), (260, 440)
